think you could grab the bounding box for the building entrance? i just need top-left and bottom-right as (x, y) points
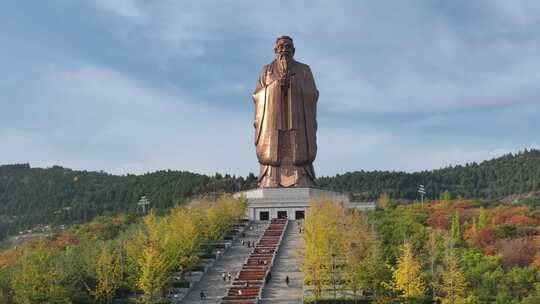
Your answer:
(277, 211), (288, 219)
(295, 210), (305, 220)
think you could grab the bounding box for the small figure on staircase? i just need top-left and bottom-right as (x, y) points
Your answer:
(199, 290), (206, 302)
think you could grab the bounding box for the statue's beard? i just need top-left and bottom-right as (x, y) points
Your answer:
(277, 53), (292, 74)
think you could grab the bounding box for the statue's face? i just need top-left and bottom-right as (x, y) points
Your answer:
(275, 39), (294, 59)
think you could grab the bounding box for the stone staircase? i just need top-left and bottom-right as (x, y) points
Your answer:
(260, 221), (304, 304)
(181, 222), (267, 304)
(182, 220), (304, 304)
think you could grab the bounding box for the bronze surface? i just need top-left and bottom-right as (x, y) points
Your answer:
(253, 36), (319, 188)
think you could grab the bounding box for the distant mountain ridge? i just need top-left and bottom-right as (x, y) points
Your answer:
(318, 149), (540, 201)
(1, 149), (539, 240)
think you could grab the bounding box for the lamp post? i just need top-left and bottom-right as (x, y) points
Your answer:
(138, 195), (150, 214)
(418, 185), (426, 206)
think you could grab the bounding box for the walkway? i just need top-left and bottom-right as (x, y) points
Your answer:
(182, 222), (267, 304)
(222, 219), (288, 304)
(260, 220), (304, 304)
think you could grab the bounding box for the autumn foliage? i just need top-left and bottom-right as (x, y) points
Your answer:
(0, 195), (247, 303)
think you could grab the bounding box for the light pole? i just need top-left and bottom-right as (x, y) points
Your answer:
(418, 185), (426, 206)
(138, 195), (150, 214)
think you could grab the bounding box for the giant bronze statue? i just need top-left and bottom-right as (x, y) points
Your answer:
(253, 36), (319, 188)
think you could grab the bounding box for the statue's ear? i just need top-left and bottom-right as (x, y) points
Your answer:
(274, 47), (278, 54)
(292, 47), (296, 56)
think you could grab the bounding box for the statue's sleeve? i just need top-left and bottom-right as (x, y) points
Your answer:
(304, 65), (319, 104)
(253, 66), (267, 96)
(253, 66), (268, 145)
(252, 67), (265, 129)
(303, 65), (319, 162)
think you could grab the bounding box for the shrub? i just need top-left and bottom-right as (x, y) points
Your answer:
(495, 224), (517, 239)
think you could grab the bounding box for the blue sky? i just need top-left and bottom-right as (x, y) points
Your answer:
(1, 1), (539, 176)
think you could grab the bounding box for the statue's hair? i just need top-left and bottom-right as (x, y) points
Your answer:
(276, 35), (293, 44)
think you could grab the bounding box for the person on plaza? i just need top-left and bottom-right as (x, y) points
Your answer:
(285, 275), (290, 286)
(200, 290), (206, 301)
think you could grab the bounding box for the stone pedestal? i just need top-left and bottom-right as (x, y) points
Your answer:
(234, 187), (350, 221)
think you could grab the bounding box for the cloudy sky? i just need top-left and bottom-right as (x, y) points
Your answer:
(1, 1), (539, 177)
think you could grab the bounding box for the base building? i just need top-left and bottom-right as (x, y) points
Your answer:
(235, 187), (375, 221)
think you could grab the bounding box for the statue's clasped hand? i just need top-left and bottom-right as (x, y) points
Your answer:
(279, 77), (290, 89)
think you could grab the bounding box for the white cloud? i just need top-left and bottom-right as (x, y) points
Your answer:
(1, 61), (257, 175)
(486, 0), (540, 27)
(94, 0), (145, 21)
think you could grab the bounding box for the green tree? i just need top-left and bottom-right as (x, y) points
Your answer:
(477, 207), (487, 229)
(451, 210), (461, 244)
(460, 248), (504, 303)
(359, 228), (388, 299)
(499, 267), (537, 302)
(10, 250), (71, 304)
(440, 190), (453, 201)
(0, 268), (12, 304)
(94, 245), (122, 303)
(341, 211), (373, 302)
(439, 248), (467, 304)
(377, 193), (392, 209)
(425, 229), (443, 298)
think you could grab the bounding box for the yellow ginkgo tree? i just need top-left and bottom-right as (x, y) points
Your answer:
(302, 199), (345, 300)
(137, 245), (169, 301)
(384, 240), (426, 299)
(94, 244), (122, 303)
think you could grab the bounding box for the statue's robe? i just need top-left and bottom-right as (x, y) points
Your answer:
(253, 59), (319, 187)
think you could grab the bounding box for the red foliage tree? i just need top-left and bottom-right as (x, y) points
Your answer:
(454, 200), (474, 209)
(496, 237), (538, 268)
(426, 210), (450, 229)
(49, 232), (80, 249)
(505, 214), (533, 226)
(471, 227), (498, 255)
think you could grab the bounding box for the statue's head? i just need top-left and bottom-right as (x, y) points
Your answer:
(274, 36), (295, 60)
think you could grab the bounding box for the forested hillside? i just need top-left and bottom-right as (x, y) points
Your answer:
(0, 164), (257, 240)
(318, 149), (540, 201)
(1, 149), (539, 240)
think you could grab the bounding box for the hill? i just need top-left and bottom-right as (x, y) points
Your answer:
(0, 164), (257, 240)
(318, 149), (540, 201)
(1, 149), (539, 240)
